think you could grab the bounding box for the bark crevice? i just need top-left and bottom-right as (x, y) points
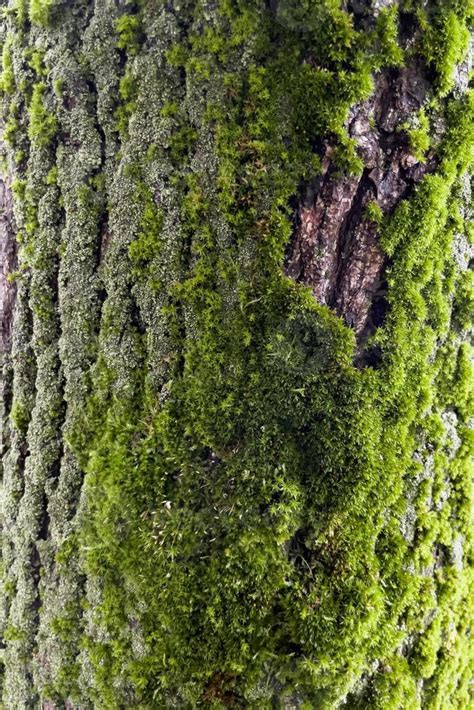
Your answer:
(0, 174), (17, 370)
(0, 171), (17, 472)
(284, 60), (438, 351)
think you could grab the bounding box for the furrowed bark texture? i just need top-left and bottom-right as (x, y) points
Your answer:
(0, 1), (472, 708)
(285, 62), (437, 344)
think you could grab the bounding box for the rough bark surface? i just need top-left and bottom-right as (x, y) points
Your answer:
(0, 168), (15, 492)
(0, 174), (15, 356)
(0, 1), (472, 708)
(285, 60), (437, 343)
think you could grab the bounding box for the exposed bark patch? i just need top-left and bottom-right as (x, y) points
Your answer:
(285, 61), (438, 348)
(202, 672), (240, 707)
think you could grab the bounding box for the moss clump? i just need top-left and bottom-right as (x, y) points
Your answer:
(0, 36), (15, 95)
(116, 14), (142, 56)
(128, 185), (164, 278)
(29, 0), (55, 27)
(115, 71), (138, 137)
(12, 0), (28, 28)
(373, 5), (404, 68)
(365, 200), (384, 224)
(452, 269), (474, 331)
(418, 2), (472, 96)
(26, 49), (47, 78)
(9, 400), (30, 434)
(45, 165), (57, 185)
(27, 82), (57, 147)
(3, 113), (20, 147)
(404, 108), (431, 162)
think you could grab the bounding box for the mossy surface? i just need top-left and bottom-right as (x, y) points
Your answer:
(0, 1), (472, 708)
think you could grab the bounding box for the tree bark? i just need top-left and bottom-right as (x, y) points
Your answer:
(0, 1), (472, 707)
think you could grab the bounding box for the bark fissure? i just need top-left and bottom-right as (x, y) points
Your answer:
(328, 166), (375, 310)
(0, 171), (16, 484)
(0, 175), (16, 363)
(285, 60), (439, 347)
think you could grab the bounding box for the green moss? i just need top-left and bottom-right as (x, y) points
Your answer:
(365, 200), (384, 225)
(404, 108), (431, 162)
(0, 36), (15, 95)
(116, 14), (142, 56)
(419, 4), (472, 96)
(452, 269), (473, 331)
(166, 43), (187, 68)
(372, 5), (404, 68)
(333, 135), (365, 176)
(115, 71), (138, 137)
(45, 165), (57, 185)
(169, 125), (198, 162)
(10, 399), (30, 434)
(11, 177), (26, 199)
(27, 49), (47, 78)
(13, 148), (26, 163)
(29, 0), (55, 27)
(3, 625), (27, 643)
(27, 82), (57, 147)
(3, 114), (20, 147)
(13, 0), (28, 27)
(128, 188), (163, 277)
(52, 77), (64, 97)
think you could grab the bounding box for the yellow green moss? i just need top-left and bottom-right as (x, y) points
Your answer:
(27, 82), (57, 147)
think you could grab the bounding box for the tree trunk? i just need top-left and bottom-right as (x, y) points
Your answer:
(0, 1), (472, 707)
